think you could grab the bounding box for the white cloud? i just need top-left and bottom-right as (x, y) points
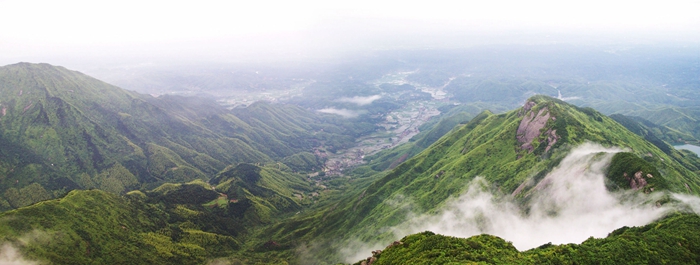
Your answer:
(336, 95), (382, 106)
(345, 143), (699, 262)
(397, 143), (674, 250)
(0, 243), (41, 265)
(317, 108), (361, 118)
(1, 0), (698, 65)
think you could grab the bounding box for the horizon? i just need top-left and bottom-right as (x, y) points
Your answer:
(1, 0), (699, 70)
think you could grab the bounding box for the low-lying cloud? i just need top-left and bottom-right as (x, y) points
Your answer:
(344, 143), (699, 262)
(0, 243), (40, 265)
(336, 95), (382, 106)
(317, 108), (362, 118)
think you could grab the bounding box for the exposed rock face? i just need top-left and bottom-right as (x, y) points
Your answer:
(544, 128), (560, 153)
(517, 108), (549, 152)
(516, 100), (558, 154)
(387, 240), (403, 248)
(359, 241), (402, 265)
(624, 171), (649, 190)
(519, 100), (537, 116)
(361, 252), (380, 265)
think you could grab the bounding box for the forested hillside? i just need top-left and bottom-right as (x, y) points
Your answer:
(1, 63), (699, 265)
(0, 63), (369, 210)
(262, 96), (700, 263)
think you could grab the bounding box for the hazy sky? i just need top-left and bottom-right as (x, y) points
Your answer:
(1, 0), (699, 65)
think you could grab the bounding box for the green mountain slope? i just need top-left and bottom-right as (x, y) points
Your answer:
(0, 63), (362, 210)
(610, 113), (700, 176)
(0, 162), (318, 264)
(2, 94), (699, 264)
(262, 95), (700, 262)
(354, 213), (700, 265)
(609, 114), (694, 150)
(208, 163), (318, 224)
(360, 103), (505, 173)
(597, 104), (700, 144)
(0, 189), (236, 264)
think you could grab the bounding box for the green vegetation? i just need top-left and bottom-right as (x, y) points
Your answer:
(358, 213), (700, 265)
(610, 114), (696, 149)
(0, 163), (318, 265)
(609, 114), (700, 177)
(361, 232), (521, 265)
(260, 95), (700, 262)
(1, 60), (700, 264)
(606, 152), (666, 192)
(0, 190), (230, 264)
(209, 163), (318, 223)
(361, 102), (506, 173)
(0, 63), (364, 210)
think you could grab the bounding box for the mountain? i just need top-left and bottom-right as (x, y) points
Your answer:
(2, 72), (700, 264)
(262, 95), (700, 262)
(610, 113), (700, 176)
(352, 213), (700, 265)
(360, 103), (505, 173)
(208, 163), (316, 224)
(0, 161), (321, 264)
(596, 105), (700, 145)
(0, 63), (366, 210)
(0, 188), (235, 264)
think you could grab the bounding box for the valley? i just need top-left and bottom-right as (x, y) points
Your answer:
(675, 144), (700, 156)
(320, 100), (441, 176)
(216, 79), (313, 109)
(1, 45), (700, 265)
(3, 0), (700, 262)
(319, 70), (449, 176)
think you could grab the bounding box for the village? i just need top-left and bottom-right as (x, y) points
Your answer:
(318, 70), (453, 176)
(319, 100), (441, 176)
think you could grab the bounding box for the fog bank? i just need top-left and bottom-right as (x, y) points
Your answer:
(336, 95), (382, 106)
(0, 244), (40, 265)
(345, 143), (697, 262)
(317, 108), (362, 118)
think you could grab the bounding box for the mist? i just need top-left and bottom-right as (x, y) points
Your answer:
(345, 143), (697, 262)
(0, 243), (40, 265)
(317, 108), (363, 118)
(337, 95), (382, 106)
(2, 0), (699, 69)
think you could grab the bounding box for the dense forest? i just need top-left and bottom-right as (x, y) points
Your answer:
(1, 45), (700, 264)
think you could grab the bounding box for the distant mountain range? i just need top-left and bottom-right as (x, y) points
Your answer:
(263, 95), (700, 263)
(0, 63), (699, 264)
(0, 63), (369, 210)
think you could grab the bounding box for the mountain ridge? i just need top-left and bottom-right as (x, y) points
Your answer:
(262, 95), (700, 262)
(0, 63), (363, 209)
(1, 63), (700, 264)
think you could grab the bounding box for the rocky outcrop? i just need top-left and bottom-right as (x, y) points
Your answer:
(387, 240), (403, 248)
(518, 100), (537, 116)
(360, 256), (377, 265)
(516, 100), (558, 154)
(517, 108), (549, 152)
(624, 171), (649, 190)
(360, 251), (381, 265)
(544, 128), (560, 153)
(359, 241), (402, 265)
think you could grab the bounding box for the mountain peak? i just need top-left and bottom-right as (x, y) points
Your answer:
(0, 61), (144, 113)
(2, 62), (73, 76)
(517, 97), (560, 154)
